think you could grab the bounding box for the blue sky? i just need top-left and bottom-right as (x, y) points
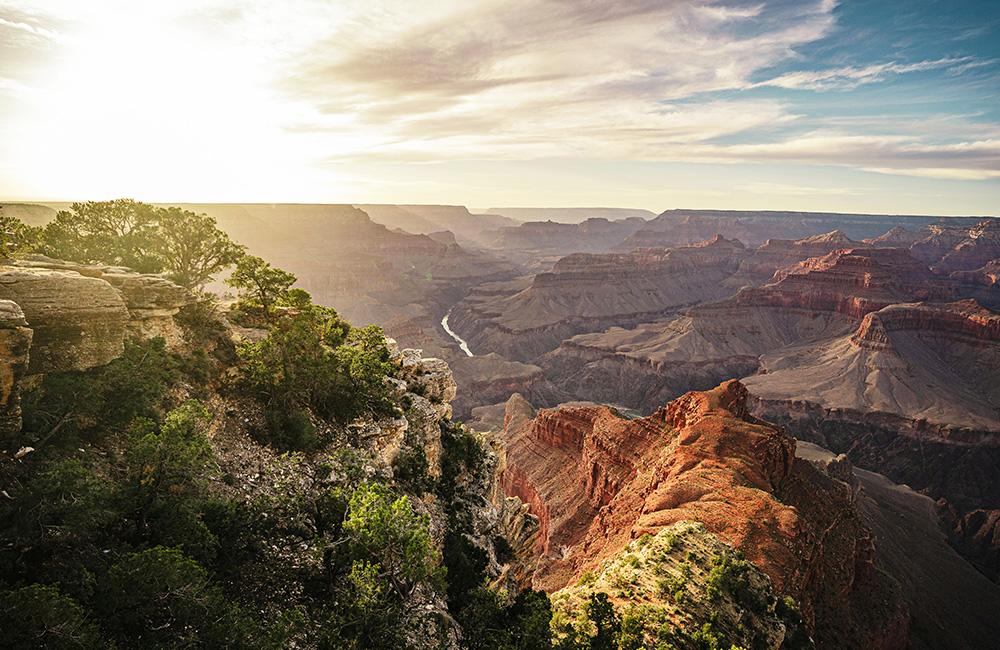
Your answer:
(0, 0), (997, 214)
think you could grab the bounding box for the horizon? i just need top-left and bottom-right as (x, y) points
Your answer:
(2, 199), (997, 222)
(1, 1), (998, 213)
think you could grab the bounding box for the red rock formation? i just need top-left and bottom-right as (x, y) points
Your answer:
(851, 299), (1000, 350)
(862, 225), (925, 246)
(909, 220), (1000, 273)
(539, 247), (953, 413)
(730, 230), (866, 286)
(501, 381), (907, 647)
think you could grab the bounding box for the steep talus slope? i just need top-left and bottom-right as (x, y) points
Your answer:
(449, 236), (748, 362)
(745, 300), (1000, 430)
(500, 380), (908, 648)
(796, 442), (1000, 650)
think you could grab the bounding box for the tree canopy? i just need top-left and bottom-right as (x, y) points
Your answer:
(37, 199), (243, 288)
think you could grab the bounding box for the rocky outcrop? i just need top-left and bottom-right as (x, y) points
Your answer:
(0, 301), (31, 435)
(449, 236), (748, 362)
(0, 265), (128, 373)
(500, 381), (907, 647)
(727, 229), (865, 287)
(950, 259), (1000, 308)
(377, 344), (459, 478)
(100, 269), (192, 345)
(0, 256), (196, 375)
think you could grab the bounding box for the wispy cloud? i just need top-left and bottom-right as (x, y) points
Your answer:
(0, 11), (60, 41)
(755, 57), (979, 90)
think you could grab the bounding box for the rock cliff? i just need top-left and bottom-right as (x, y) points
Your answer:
(499, 380), (907, 648)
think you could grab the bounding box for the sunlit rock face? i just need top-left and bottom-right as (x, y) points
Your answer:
(100, 270), (192, 347)
(0, 300), (32, 435)
(0, 265), (128, 373)
(498, 380), (908, 648)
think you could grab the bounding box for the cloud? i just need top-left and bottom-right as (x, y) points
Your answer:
(755, 57), (981, 90)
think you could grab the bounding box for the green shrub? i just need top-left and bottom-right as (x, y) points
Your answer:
(0, 583), (102, 649)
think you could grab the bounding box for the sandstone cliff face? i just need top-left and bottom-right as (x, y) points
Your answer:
(0, 257), (194, 440)
(0, 301), (31, 435)
(449, 237), (747, 362)
(0, 265), (129, 373)
(500, 381), (907, 648)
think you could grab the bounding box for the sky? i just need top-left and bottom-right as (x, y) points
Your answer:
(0, 0), (998, 214)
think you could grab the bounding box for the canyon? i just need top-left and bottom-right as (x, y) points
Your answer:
(6, 200), (1000, 646)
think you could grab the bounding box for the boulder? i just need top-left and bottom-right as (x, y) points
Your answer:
(0, 265), (128, 373)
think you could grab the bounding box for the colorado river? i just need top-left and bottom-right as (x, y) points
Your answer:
(441, 309), (474, 357)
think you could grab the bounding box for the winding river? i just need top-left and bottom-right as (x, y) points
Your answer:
(441, 309), (474, 357)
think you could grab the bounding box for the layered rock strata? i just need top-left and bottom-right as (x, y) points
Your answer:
(449, 236), (748, 362)
(499, 380), (907, 648)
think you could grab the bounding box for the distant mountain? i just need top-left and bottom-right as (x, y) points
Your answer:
(619, 209), (995, 249)
(357, 204), (519, 246)
(483, 207), (655, 223)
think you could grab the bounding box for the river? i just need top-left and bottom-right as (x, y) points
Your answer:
(441, 309), (474, 357)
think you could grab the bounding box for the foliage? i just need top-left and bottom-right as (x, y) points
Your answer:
(41, 199), (163, 272)
(0, 583), (101, 649)
(17, 337), (176, 451)
(0, 208), (42, 258)
(343, 482), (444, 597)
(234, 288), (396, 447)
(459, 587), (554, 650)
(97, 546), (256, 648)
(226, 254), (297, 320)
(157, 206), (245, 288)
(37, 199), (241, 286)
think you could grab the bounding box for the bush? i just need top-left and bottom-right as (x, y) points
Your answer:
(0, 583), (102, 649)
(97, 546), (255, 647)
(18, 337), (176, 449)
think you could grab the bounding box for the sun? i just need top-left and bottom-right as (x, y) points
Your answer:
(4, 2), (335, 202)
